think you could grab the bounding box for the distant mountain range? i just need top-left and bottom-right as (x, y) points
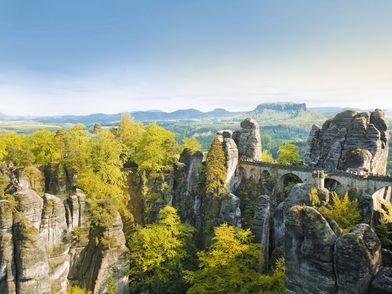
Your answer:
(0, 103), (382, 125)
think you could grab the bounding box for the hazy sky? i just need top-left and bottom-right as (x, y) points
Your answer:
(1, 0), (392, 115)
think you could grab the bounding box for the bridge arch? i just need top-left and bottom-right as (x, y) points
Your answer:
(279, 172), (303, 198)
(324, 178), (344, 194)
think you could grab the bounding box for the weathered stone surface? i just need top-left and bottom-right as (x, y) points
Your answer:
(370, 267), (392, 293)
(304, 109), (389, 175)
(233, 118), (262, 161)
(0, 200), (16, 294)
(40, 194), (71, 294)
(285, 205), (337, 294)
(13, 180), (43, 230)
(219, 193), (241, 227)
(251, 195), (270, 242)
(172, 149), (204, 226)
(13, 213), (51, 294)
(71, 213), (129, 294)
(334, 224), (382, 294)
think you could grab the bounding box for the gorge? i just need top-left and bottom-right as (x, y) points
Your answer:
(1, 109), (392, 293)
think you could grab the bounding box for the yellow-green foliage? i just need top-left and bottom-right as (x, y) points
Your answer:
(205, 136), (227, 197)
(186, 224), (285, 294)
(106, 276), (119, 294)
(261, 149), (275, 163)
(277, 143), (300, 165)
(133, 122), (179, 174)
(128, 206), (195, 293)
(66, 285), (92, 294)
(181, 137), (202, 152)
(118, 113), (143, 157)
(0, 132), (33, 167)
(0, 173), (10, 197)
(30, 129), (61, 165)
(309, 189), (361, 233)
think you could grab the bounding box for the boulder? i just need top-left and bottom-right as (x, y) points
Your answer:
(285, 205), (337, 293)
(334, 224), (382, 294)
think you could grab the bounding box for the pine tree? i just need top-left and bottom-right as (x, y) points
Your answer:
(205, 136), (227, 197)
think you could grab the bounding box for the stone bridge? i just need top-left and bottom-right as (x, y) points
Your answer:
(239, 159), (392, 199)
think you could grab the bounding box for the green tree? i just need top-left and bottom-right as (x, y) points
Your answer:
(186, 224), (285, 294)
(181, 137), (201, 152)
(60, 124), (91, 174)
(205, 136), (227, 197)
(309, 189), (361, 233)
(92, 123), (103, 134)
(133, 122), (179, 174)
(30, 130), (60, 165)
(277, 143), (300, 165)
(77, 130), (126, 229)
(261, 150), (275, 163)
(1, 132), (33, 167)
(118, 113), (143, 157)
(128, 206), (195, 293)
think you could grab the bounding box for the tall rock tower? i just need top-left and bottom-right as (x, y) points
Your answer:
(304, 109), (388, 175)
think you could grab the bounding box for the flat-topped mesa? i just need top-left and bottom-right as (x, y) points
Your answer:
(304, 109), (389, 175)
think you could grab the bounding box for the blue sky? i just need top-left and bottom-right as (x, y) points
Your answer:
(1, 0), (392, 115)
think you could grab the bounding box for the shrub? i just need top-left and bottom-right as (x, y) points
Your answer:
(309, 189), (361, 233)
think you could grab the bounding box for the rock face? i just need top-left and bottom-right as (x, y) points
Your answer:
(0, 180), (129, 294)
(370, 267), (392, 293)
(172, 149), (204, 226)
(304, 109), (388, 175)
(219, 193), (241, 227)
(285, 205), (338, 294)
(233, 118), (262, 161)
(334, 224), (382, 294)
(70, 213), (129, 294)
(216, 130), (239, 190)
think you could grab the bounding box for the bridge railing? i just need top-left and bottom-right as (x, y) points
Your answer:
(239, 159), (392, 183)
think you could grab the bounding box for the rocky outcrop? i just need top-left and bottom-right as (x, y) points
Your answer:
(334, 224), (382, 294)
(304, 109), (388, 175)
(285, 205), (337, 294)
(172, 149), (204, 226)
(0, 179), (129, 294)
(70, 213), (129, 294)
(219, 193), (241, 227)
(216, 131), (239, 190)
(233, 118), (262, 161)
(0, 200), (16, 294)
(370, 267), (392, 293)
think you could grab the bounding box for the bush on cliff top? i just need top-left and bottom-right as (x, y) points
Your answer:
(309, 188), (361, 233)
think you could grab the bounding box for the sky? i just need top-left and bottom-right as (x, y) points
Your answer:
(0, 0), (392, 116)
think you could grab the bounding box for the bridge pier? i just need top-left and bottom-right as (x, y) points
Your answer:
(313, 170), (326, 189)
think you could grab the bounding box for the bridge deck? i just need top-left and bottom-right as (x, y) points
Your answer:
(239, 159), (392, 183)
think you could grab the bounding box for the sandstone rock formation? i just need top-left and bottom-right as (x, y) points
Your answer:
(172, 149), (204, 226)
(0, 180), (129, 294)
(370, 267), (392, 293)
(219, 193), (241, 227)
(233, 118), (262, 161)
(334, 224), (382, 294)
(304, 109), (389, 175)
(285, 205), (337, 293)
